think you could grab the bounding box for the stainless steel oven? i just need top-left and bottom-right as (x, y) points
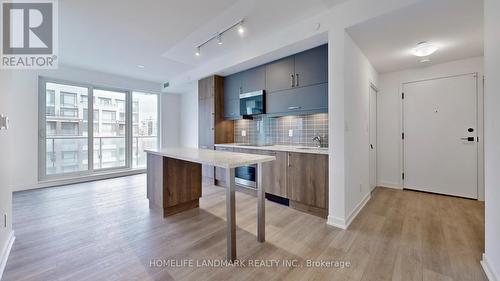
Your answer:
(240, 90), (264, 117)
(235, 164), (256, 189)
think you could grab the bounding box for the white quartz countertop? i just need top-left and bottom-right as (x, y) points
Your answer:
(145, 147), (275, 168)
(214, 143), (329, 155)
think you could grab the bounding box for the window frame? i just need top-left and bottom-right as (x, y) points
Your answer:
(38, 77), (161, 182)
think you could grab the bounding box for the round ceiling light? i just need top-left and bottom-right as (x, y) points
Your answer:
(412, 42), (438, 57)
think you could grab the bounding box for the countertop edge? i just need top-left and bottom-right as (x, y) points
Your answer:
(214, 144), (329, 155)
(144, 148), (276, 168)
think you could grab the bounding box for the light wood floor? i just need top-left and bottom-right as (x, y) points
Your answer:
(3, 175), (486, 281)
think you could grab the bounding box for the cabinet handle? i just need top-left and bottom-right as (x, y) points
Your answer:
(287, 153), (290, 167)
(296, 74), (299, 87)
(288, 106), (302, 110)
(290, 74), (295, 87)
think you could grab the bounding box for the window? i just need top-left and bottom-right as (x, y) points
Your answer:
(81, 95), (88, 108)
(46, 90), (55, 116)
(61, 108), (78, 117)
(43, 82), (89, 176)
(116, 100), (125, 111)
(46, 121), (56, 135)
(61, 92), (77, 108)
(99, 97), (112, 106)
(132, 92), (158, 168)
(102, 110), (116, 122)
(61, 122), (79, 135)
(94, 89), (126, 169)
(40, 79), (159, 180)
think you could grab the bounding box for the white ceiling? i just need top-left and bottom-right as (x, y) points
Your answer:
(346, 0), (484, 74)
(59, 0), (346, 83)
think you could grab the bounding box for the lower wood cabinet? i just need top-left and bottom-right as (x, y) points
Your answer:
(215, 146), (328, 217)
(255, 150), (288, 198)
(287, 152), (328, 210)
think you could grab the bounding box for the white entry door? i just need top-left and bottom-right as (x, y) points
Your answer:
(403, 74), (478, 199)
(369, 85), (378, 191)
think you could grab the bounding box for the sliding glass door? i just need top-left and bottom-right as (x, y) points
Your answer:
(93, 89), (127, 170)
(132, 91), (158, 168)
(39, 79), (159, 180)
(44, 82), (89, 175)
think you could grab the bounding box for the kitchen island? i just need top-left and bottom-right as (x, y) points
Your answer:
(145, 147), (275, 261)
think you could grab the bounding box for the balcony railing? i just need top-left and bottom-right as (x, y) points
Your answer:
(46, 135), (157, 174)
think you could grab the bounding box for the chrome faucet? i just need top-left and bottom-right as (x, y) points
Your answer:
(312, 135), (322, 148)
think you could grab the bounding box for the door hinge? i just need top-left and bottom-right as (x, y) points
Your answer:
(402, 132), (405, 140)
(402, 173), (405, 180)
(402, 92), (405, 99)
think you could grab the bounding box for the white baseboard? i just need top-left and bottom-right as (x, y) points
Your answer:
(13, 169), (146, 192)
(327, 192), (371, 230)
(481, 253), (499, 281)
(0, 231), (15, 280)
(377, 181), (403, 190)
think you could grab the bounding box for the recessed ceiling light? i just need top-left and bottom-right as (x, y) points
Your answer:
(412, 42), (438, 57)
(137, 65), (145, 69)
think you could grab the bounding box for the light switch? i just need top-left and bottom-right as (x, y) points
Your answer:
(288, 129), (293, 137)
(0, 115), (8, 130)
(241, 130), (246, 137)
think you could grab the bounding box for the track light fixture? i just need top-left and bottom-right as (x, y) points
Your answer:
(195, 18), (245, 57)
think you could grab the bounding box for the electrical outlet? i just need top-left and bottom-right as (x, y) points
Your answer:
(288, 129), (293, 137)
(241, 130), (246, 137)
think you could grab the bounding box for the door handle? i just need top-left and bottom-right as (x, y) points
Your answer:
(460, 137), (475, 142)
(290, 74), (295, 87)
(370, 144), (374, 149)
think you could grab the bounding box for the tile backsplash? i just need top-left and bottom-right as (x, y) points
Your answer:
(234, 113), (328, 147)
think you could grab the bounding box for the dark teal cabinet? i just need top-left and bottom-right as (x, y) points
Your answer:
(223, 44), (328, 119)
(265, 57), (295, 93)
(294, 44), (328, 87)
(223, 73), (242, 120)
(266, 83), (327, 115)
(242, 65), (266, 93)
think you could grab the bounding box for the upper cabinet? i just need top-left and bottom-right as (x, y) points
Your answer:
(223, 44), (328, 119)
(265, 57), (295, 93)
(265, 44), (327, 92)
(242, 65), (266, 93)
(294, 44), (328, 88)
(223, 73), (242, 120)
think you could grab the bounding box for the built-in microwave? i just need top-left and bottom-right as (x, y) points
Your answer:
(240, 90), (264, 117)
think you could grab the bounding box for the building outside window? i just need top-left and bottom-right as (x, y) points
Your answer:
(61, 122), (79, 135)
(40, 80), (159, 179)
(99, 97), (112, 106)
(61, 92), (77, 108)
(46, 90), (55, 116)
(102, 110), (116, 122)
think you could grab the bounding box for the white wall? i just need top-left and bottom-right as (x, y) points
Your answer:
(482, 0), (500, 279)
(0, 69), (14, 278)
(6, 65), (161, 192)
(329, 32), (378, 227)
(377, 57), (484, 199)
(161, 94), (181, 148)
(179, 83), (198, 148)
